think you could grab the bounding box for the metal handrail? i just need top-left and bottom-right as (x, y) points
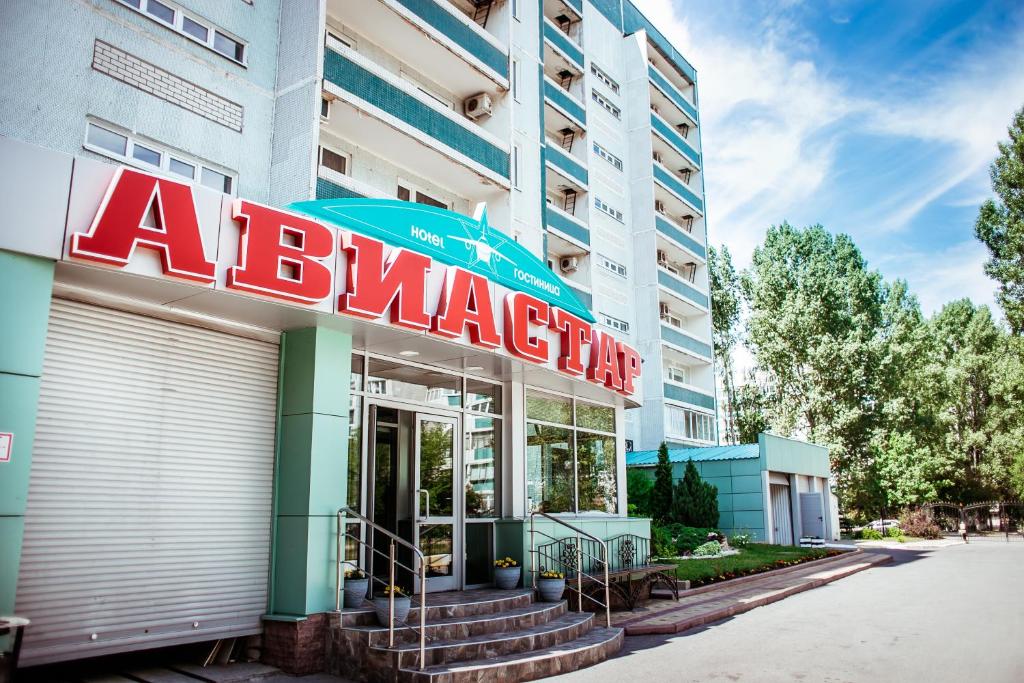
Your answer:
(529, 511), (611, 628)
(337, 507), (427, 670)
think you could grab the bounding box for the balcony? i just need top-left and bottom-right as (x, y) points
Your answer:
(655, 214), (705, 260)
(543, 17), (583, 69)
(545, 143), (588, 189)
(650, 112), (700, 169)
(544, 77), (586, 128)
(658, 267), (709, 310)
(653, 162), (703, 214)
(663, 381), (716, 411)
(322, 45), (510, 195)
(648, 62), (697, 123)
(329, 0), (509, 94)
(566, 281), (593, 310)
(546, 202), (590, 247)
(660, 323), (712, 360)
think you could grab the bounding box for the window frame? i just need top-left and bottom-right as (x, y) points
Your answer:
(591, 89), (621, 119)
(318, 144), (350, 177)
(589, 62), (620, 94)
(599, 313), (630, 334)
(597, 254), (627, 278)
(117, 0), (248, 66)
(592, 141), (623, 171)
(594, 196), (624, 222)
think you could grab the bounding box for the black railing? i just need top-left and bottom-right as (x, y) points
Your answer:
(535, 533), (652, 577)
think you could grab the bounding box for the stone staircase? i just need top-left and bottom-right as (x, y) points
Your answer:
(327, 589), (623, 682)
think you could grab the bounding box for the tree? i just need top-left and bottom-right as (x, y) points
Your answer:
(650, 442), (674, 523)
(626, 468), (653, 517)
(985, 334), (1024, 498)
(671, 460), (719, 528)
(975, 104), (1024, 334)
(731, 373), (771, 444)
(709, 245), (742, 443)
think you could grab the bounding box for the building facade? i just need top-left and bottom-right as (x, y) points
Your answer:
(0, 0), (714, 673)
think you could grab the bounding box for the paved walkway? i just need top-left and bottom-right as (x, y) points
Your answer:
(613, 550), (892, 635)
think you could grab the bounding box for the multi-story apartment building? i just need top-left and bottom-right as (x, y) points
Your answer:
(0, 0), (714, 677)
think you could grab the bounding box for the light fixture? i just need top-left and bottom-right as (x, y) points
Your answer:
(399, 350), (419, 357)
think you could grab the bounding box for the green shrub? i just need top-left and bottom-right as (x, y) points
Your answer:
(899, 509), (943, 539)
(672, 525), (716, 554)
(885, 526), (905, 541)
(692, 540), (721, 556)
(859, 528), (883, 540)
(651, 524), (674, 557)
(671, 460), (719, 528)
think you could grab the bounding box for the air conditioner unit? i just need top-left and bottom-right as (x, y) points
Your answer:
(464, 92), (494, 120)
(654, 200), (666, 214)
(653, 152), (663, 163)
(657, 249), (668, 266)
(559, 256), (579, 273)
(659, 302), (670, 318)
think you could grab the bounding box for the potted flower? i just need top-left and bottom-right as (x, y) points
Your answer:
(493, 557), (521, 589)
(342, 567), (369, 609)
(536, 569), (565, 602)
(373, 585), (411, 627)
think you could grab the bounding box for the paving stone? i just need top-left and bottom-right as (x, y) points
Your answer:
(170, 662), (279, 682)
(125, 668), (200, 683)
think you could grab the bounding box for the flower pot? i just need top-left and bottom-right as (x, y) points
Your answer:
(494, 566), (521, 590)
(373, 595), (411, 627)
(343, 577), (369, 609)
(537, 578), (566, 602)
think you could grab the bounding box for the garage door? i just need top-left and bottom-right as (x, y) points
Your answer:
(770, 483), (793, 546)
(15, 299), (279, 665)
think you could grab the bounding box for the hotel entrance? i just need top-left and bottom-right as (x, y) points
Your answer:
(352, 353), (502, 594)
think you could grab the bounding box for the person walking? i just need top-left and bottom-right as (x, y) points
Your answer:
(959, 520), (969, 544)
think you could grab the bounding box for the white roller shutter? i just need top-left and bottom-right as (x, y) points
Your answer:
(770, 483), (793, 546)
(15, 299), (279, 665)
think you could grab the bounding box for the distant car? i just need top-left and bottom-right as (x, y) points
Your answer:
(867, 519), (900, 531)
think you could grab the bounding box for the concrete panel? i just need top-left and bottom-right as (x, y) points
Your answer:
(697, 461), (731, 478)
(716, 511), (734, 531)
(0, 251), (54, 377)
(716, 493), (733, 512)
(760, 432), (830, 478)
(732, 474), (763, 494)
(732, 510), (766, 532)
(704, 476), (731, 494)
(729, 458), (761, 476)
(0, 516), (24, 614)
(732, 492), (764, 511)
(0, 137), (72, 259)
(0, 375), (42, 516)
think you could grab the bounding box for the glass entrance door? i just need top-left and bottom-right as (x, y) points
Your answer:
(414, 414), (461, 592)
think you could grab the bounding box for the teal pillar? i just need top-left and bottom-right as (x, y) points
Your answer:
(0, 250), (55, 615)
(269, 326), (352, 616)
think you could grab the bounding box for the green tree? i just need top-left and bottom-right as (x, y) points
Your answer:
(731, 373), (771, 444)
(709, 245), (742, 443)
(650, 442), (674, 523)
(975, 104), (1024, 334)
(671, 460), (719, 528)
(985, 334), (1024, 498)
(626, 468), (653, 517)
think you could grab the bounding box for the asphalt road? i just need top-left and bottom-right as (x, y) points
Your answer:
(550, 539), (1024, 683)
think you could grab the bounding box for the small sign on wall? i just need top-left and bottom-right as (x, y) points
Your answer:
(0, 432), (12, 463)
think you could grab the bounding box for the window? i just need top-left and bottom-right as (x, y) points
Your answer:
(665, 365), (690, 384)
(401, 70), (453, 109)
(512, 145), (520, 189)
(664, 405), (715, 443)
(398, 184), (448, 209)
(592, 142), (622, 171)
(326, 29), (353, 52)
(600, 313), (629, 334)
(318, 145), (348, 175)
(512, 59), (520, 101)
(598, 254), (627, 278)
(594, 196), (623, 222)
(118, 0), (247, 65)
(590, 63), (619, 94)
(591, 89), (620, 119)
(84, 120), (237, 193)
(526, 390), (617, 514)
(512, 0), (519, 20)
(320, 97), (331, 120)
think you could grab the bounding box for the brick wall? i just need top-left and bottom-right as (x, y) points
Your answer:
(261, 613), (328, 675)
(92, 40), (243, 131)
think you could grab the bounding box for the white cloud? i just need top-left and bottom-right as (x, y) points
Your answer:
(875, 240), (998, 316)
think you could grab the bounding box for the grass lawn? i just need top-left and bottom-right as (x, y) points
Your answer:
(670, 544), (838, 586)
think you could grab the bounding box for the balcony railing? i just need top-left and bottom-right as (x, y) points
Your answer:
(316, 176), (364, 200)
(660, 323), (713, 360)
(567, 282), (593, 310)
(655, 215), (705, 260)
(324, 47), (509, 180)
(663, 381), (716, 410)
(658, 268), (708, 309)
(544, 77), (586, 126)
(650, 112), (701, 168)
(653, 163), (703, 214)
(546, 144), (588, 188)
(546, 203), (591, 246)
(543, 18), (583, 68)
(648, 63), (698, 123)
(396, 0), (508, 79)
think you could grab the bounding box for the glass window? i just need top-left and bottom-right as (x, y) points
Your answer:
(576, 402), (614, 432)
(347, 395), (362, 509)
(213, 31), (245, 62)
(131, 143), (162, 167)
(526, 423), (575, 513)
(526, 391), (572, 424)
(182, 15), (209, 41)
(169, 157), (195, 179)
(87, 123), (127, 156)
(466, 379), (500, 414)
(146, 0), (175, 24)
(366, 357), (461, 408)
(465, 417), (500, 517)
(350, 354), (364, 392)
(576, 431), (617, 513)
(320, 147), (347, 175)
(201, 167), (232, 193)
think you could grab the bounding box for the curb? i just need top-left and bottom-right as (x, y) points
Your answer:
(679, 548), (864, 598)
(624, 552), (892, 636)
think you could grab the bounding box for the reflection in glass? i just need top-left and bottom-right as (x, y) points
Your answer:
(465, 523), (493, 585)
(465, 417), (500, 517)
(367, 357), (461, 407)
(576, 431), (617, 513)
(526, 423), (575, 513)
(420, 524), (454, 578)
(419, 420), (454, 516)
(466, 379), (501, 414)
(347, 395), (362, 509)
(576, 402), (615, 433)
(351, 354), (364, 392)
(526, 391), (572, 425)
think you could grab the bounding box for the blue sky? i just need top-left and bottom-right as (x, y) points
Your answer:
(644, 0), (1024, 315)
